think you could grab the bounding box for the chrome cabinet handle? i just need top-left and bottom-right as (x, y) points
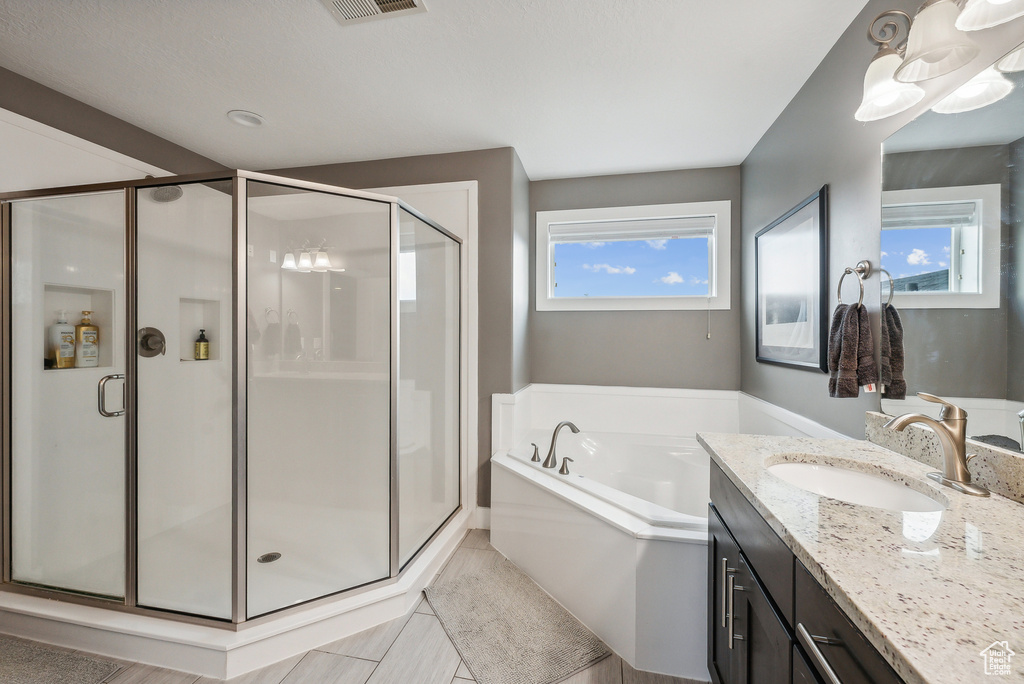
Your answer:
(797, 623), (844, 684)
(726, 573), (736, 649)
(720, 557), (737, 628)
(98, 374), (126, 417)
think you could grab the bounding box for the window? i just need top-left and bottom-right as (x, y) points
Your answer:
(881, 184), (1000, 309)
(535, 201), (731, 311)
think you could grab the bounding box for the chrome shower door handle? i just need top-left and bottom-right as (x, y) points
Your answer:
(98, 374), (126, 417)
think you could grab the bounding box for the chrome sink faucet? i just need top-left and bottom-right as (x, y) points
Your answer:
(543, 421), (580, 469)
(884, 392), (989, 497)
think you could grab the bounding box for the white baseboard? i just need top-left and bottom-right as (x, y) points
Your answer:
(473, 506), (490, 530)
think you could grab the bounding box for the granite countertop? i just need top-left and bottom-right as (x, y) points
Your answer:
(697, 433), (1024, 684)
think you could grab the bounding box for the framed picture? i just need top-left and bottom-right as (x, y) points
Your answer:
(755, 185), (829, 372)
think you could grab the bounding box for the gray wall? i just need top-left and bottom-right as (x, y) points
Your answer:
(1010, 136), (1024, 401)
(528, 167), (742, 389)
(739, 0), (1024, 437)
(882, 146), (1010, 400)
(0, 66), (224, 175)
(269, 147), (526, 507)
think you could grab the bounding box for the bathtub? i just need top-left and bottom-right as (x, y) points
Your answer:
(490, 384), (846, 681)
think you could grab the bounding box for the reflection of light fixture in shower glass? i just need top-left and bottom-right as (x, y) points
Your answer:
(931, 65), (1014, 113)
(297, 251), (313, 272)
(281, 252), (297, 270)
(312, 250), (332, 272)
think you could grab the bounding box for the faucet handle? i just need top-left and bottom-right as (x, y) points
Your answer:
(918, 392), (967, 420)
(558, 457), (574, 475)
(530, 443), (540, 462)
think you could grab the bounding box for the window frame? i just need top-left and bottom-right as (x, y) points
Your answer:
(534, 200), (731, 312)
(881, 184), (1001, 310)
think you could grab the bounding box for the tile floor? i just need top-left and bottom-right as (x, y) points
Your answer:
(4, 530), (698, 684)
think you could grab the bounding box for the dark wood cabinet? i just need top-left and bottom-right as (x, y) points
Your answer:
(709, 461), (905, 684)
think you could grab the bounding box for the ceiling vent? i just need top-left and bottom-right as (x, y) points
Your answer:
(320, 0), (426, 25)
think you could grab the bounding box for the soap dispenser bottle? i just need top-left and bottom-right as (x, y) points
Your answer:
(195, 329), (210, 360)
(75, 310), (99, 368)
(48, 310), (76, 369)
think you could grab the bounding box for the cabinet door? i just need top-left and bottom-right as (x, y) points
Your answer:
(708, 505), (742, 684)
(734, 553), (791, 684)
(793, 645), (823, 684)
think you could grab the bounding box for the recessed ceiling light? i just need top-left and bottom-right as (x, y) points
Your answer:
(227, 110), (264, 127)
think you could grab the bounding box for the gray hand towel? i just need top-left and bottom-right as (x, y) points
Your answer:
(881, 303), (906, 399)
(828, 303), (859, 398)
(879, 301), (892, 389)
(856, 303), (878, 389)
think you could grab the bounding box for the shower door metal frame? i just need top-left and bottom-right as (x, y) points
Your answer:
(0, 170), (465, 630)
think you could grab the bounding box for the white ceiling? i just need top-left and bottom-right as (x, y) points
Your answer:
(0, 0), (870, 180)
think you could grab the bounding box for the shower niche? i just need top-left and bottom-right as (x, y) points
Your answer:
(1, 172), (462, 625)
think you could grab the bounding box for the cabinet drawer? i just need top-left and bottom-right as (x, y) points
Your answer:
(710, 461), (794, 628)
(794, 562), (903, 684)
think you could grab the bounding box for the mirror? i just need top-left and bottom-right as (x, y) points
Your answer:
(880, 47), (1024, 452)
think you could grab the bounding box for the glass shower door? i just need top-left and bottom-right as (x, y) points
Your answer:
(9, 191), (127, 598)
(135, 181), (234, 619)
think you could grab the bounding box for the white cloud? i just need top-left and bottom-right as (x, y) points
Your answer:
(690, 276), (709, 285)
(907, 248), (931, 266)
(582, 242), (605, 249)
(943, 245), (951, 255)
(660, 272), (684, 284)
(583, 263), (636, 275)
(938, 261), (948, 268)
(646, 239), (668, 250)
(880, 251), (888, 258)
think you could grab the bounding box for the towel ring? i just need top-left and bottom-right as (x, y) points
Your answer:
(265, 307), (280, 324)
(837, 268), (864, 307)
(879, 268), (894, 307)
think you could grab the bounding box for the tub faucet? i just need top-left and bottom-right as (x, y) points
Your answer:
(543, 421), (580, 469)
(883, 392), (989, 497)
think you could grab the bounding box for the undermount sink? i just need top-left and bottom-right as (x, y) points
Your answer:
(767, 461), (945, 513)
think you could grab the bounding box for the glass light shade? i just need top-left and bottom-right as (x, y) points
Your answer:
(312, 250), (332, 272)
(931, 65), (1013, 113)
(855, 50), (926, 121)
(297, 250), (313, 271)
(281, 252), (297, 270)
(996, 43), (1024, 72)
(895, 0), (980, 83)
(956, 0), (1024, 30)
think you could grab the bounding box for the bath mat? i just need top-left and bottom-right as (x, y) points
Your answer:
(426, 558), (611, 684)
(0, 635), (120, 683)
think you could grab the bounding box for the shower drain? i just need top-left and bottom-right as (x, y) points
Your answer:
(257, 552), (282, 564)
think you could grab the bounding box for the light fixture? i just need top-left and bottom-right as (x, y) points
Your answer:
(856, 11), (926, 121)
(227, 109), (265, 127)
(312, 250), (332, 272)
(281, 252), (297, 270)
(895, 0), (980, 83)
(297, 251), (313, 271)
(956, 0), (1024, 31)
(996, 42), (1024, 72)
(931, 65), (1014, 112)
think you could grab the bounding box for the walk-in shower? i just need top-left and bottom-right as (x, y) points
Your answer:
(0, 171), (462, 627)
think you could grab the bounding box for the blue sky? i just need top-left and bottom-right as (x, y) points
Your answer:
(880, 227), (951, 283)
(553, 238), (709, 297)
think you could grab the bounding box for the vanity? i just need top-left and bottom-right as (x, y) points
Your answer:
(701, 432), (1024, 684)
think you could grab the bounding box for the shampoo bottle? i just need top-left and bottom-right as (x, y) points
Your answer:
(75, 310), (99, 368)
(48, 310), (76, 369)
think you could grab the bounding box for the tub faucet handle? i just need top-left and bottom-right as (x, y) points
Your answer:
(530, 443), (540, 462)
(558, 457), (574, 475)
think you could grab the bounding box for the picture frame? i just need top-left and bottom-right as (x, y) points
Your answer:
(755, 185), (829, 372)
